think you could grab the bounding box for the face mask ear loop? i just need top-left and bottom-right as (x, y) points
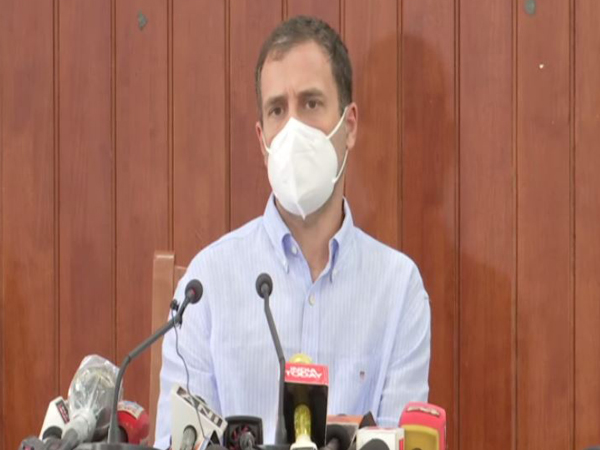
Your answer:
(326, 107), (348, 139)
(261, 129), (272, 154)
(332, 148), (349, 183)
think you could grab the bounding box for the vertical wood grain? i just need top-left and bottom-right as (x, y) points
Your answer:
(517, 0), (572, 448)
(58, 0), (115, 394)
(286, 0), (340, 29)
(116, 0), (169, 408)
(0, 3), (4, 440)
(172, 0), (228, 265)
(574, 0), (600, 448)
(229, 0), (283, 229)
(400, 0), (458, 446)
(0, 1), (57, 448)
(459, 1), (515, 449)
(344, 0), (399, 249)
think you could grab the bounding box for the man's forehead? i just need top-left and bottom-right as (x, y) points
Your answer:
(260, 41), (336, 103)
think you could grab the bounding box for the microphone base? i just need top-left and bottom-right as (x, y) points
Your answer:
(75, 444), (159, 450)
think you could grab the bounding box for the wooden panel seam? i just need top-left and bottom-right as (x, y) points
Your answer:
(111, 0), (118, 368)
(53, 0), (61, 398)
(453, 0), (460, 447)
(225, 0), (231, 232)
(168, 0), (174, 251)
(569, 0), (576, 447)
(512, 0), (518, 449)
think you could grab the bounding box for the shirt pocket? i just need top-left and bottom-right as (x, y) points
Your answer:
(327, 355), (379, 416)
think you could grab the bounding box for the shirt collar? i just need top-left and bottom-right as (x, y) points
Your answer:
(261, 193), (356, 278)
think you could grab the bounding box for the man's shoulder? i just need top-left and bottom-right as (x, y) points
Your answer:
(188, 216), (266, 267)
(353, 227), (417, 272)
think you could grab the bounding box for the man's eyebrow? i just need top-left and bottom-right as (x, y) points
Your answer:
(264, 94), (286, 110)
(298, 88), (325, 98)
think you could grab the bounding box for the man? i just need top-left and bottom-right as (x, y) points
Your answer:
(154, 15), (430, 448)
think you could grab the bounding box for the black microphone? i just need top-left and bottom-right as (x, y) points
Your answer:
(360, 440), (389, 450)
(322, 425), (352, 450)
(255, 273), (287, 445)
(106, 279), (204, 445)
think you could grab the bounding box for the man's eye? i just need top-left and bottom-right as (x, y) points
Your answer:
(306, 99), (319, 109)
(269, 107), (283, 116)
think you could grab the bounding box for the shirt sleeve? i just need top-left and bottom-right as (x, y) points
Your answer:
(153, 265), (222, 449)
(376, 265), (431, 427)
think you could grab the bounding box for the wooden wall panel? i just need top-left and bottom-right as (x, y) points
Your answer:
(401, 0), (457, 446)
(575, 1), (600, 448)
(2, 2), (600, 449)
(287, 0), (340, 29)
(344, 0), (399, 248)
(58, 0), (115, 394)
(459, 1), (515, 450)
(229, 0), (283, 229)
(115, 0), (170, 409)
(0, 1), (57, 449)
(173, 0), (228, 266)
(517, 1), (572, 449)
(0, 2), (4, 442)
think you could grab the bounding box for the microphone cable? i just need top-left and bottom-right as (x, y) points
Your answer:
(171, 305), (207, 443)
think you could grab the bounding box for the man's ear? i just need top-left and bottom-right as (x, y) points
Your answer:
(255, 121), (268, 167)
(344, 102), (358, 151)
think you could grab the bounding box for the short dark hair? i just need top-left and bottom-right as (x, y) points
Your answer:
(255, 15), (353, 119)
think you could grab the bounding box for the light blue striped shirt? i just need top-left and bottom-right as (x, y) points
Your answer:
(154, 195), (430, 449)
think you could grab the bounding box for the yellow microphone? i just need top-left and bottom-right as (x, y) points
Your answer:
(289, 354), (316, 450)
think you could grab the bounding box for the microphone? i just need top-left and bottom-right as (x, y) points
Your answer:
(255, 273), (287, 445)
(18, 436), (46, 450)
(171, 383), (227, 450)
(238, 431), (256, 450)
(284, 354), (329, 450)
(106, 279), (203, 444)
(116, 401), (150, 445)
(39, 396), (70, 442)
(326, 412), (377, 450)
(58, 355), (120, 450)
(322, 424), (351, 450)
(398, 402), (446, 450)
(323, 415), (363, 450)
(223, 416), (263, 450)
(355, 428), (404, 450)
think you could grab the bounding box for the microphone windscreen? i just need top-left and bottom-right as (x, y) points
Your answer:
(239, 431), (256, 450)
(255, 273), (273, 297)
(117, 400), (150, 445)
(185, 279), (204, 304)
(41, 426), (63, 441)
(19, 436), (45, 450)
(360, 439), (390, 450)
(326, 425), (351, 450)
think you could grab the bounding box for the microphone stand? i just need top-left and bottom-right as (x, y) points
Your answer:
(257, 276), (288, 446)
(77, 296), (194, 450)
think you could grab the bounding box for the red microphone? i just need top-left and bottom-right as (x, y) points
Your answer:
(398, 402), (446, 450)
(117, 400), (150, 445)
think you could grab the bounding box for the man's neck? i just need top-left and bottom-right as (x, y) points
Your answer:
(276, 188), (345, 282)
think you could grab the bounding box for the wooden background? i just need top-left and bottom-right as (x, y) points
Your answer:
(1, 1), (599, 449)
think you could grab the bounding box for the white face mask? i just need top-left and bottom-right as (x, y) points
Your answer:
(262, 109), (348, 219)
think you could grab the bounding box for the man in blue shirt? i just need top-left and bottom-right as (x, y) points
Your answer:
(154, 15), (430, 449)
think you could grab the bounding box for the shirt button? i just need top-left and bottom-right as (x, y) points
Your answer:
(309, 295), (316, 306)
(291, 246), (298, 255)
